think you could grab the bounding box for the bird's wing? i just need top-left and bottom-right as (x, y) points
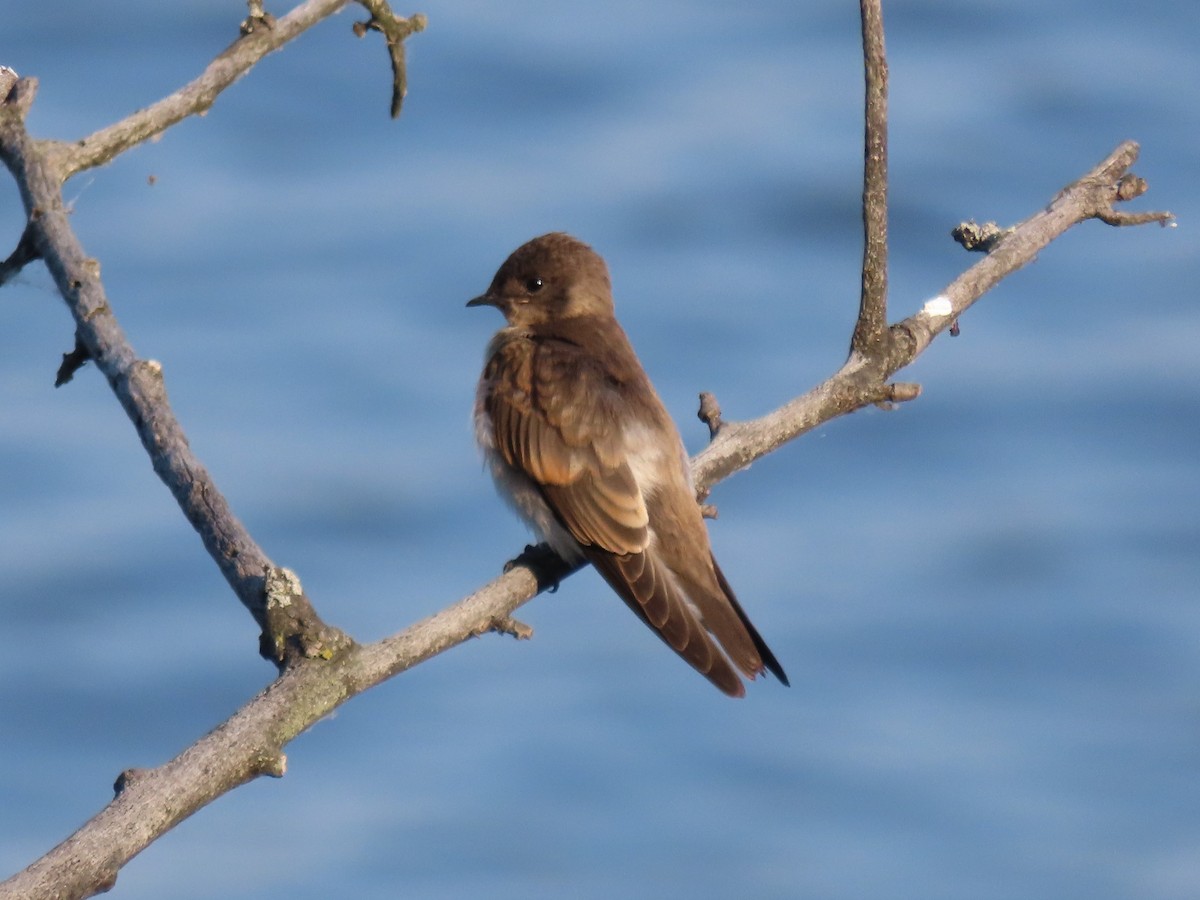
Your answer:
(584, 549), (748, 697)
(485, 334), (649, 554)
(485, 332), (749, 696)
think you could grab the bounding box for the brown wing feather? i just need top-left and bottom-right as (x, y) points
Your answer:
(485, 333), (648, 555)
(586, 548), (746, 697)
(484, 325), (771, 697)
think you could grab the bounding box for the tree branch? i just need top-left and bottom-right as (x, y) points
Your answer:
(692, 139), (1171, 492)
(1, 80), (350, 668)
(56, 1), (349, 177)
(0, 1), (425, 672)
(851, 0), (890, 357)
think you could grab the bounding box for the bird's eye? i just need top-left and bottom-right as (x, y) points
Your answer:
(523, 276), (544, 293)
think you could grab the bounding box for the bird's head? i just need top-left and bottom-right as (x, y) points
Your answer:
(467, 232), (614, 326)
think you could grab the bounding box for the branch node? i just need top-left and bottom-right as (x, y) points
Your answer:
(697, 391), (724, 439)
(874, 382), (921, 409)
(0, 222), (42, 288)
(253, 752), (288, 778)
(260, 567), (354, 667)
(113, 768), (151, 797)
(1088, 169), (1173, 228)
(240, 0), (277, 35)
(1114, 172), (1146, 202)
(97, 867), (119, 894)
(55, 334), (92, 387)
(951, 220), (1013, 253)
(353, 2), (428, 118)
(484, 616), (534, 640)
(138, 358), (165, 381)
(0, 70), (37, 119)
(82, 300), (110, 321)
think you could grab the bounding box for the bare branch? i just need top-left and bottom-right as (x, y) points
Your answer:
(851, 0), (890, 356)
(691, 140), (1171, 493)
(0, 14), (365, 667)
(53, 0), (420, 178)
(58, 1), (352, 176)
(353, 1), (428, 118)
(0, 544), (569, 899)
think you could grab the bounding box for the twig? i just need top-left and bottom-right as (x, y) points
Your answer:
(851, 0), (890, 357)
(353, 1), (428, 118)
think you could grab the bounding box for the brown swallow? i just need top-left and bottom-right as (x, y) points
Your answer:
(469, 232), (788, 697)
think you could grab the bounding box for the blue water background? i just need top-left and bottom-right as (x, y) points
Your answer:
(2, 1), (1198, 897)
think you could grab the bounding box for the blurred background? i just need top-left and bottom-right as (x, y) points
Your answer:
(2, 1), (1197, 897)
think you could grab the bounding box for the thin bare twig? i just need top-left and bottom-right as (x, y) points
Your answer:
(57, 1), (352, 177)
(353, 1), (428, 117)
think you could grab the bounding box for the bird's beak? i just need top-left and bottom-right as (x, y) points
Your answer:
(466, 293), (497, 308)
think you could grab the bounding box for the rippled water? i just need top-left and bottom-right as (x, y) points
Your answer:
(2, 2), (1198, 897)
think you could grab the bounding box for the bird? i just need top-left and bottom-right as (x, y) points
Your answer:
(468, 232), (788, 697)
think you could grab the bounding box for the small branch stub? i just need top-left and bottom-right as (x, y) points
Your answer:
(260, 567), (354, 667)
(1115, 172), (1147, 202)
(240, 0), (276, 36)
(113, 768), (150, 797)
(0, 223), (40, 289)
(698, 392), (724, 440)
(54, 334), (91, 387)
(254, 752), (288, 778)
(486, 616), (534, 640)
(882, 381), (921, 405)
(952, 220), (1012, 253)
